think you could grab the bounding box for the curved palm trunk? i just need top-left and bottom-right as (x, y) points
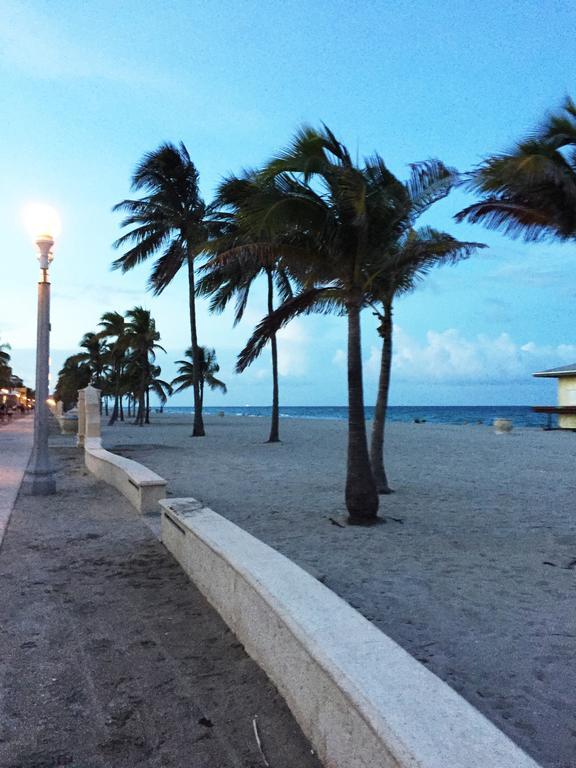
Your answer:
(345, 298), (379, 523)
(370, 297), (393, 494)
(266, 268), (280, 443)
(187, 250), (205, 436)
(108, 395), (119, 426)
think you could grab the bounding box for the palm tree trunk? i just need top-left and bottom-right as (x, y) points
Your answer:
(108, 395), (119, 426)
(145, 388), (150, 424)
(187, 249), (205, 437)
(345, 297), (379, 523)
(266, 268), (280, 443)
(109, 361), (121, 426)
(138, 391), (145, 425)
(370, 297), (393, 494)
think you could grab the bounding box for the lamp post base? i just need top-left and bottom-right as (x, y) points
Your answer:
(22, 468), (56, 496)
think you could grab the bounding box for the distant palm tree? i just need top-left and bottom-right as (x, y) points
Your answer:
(97, 311), (127, 425)
(69, 332), (110, 412)
(0, 340), (11, 387)
(123, 307), (166, 426)
(112, 142), (211, 436)
(456, 97), (576, 241)
(171, 346), (227, 409)
(198, 173), (294, 442)
(54, 357), (91, 411)
(147, 364), (173, 423)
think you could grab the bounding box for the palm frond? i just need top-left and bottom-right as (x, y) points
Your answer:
(406, 159), (457, 217)
(236, 286), (339, 372)
(148, 239), (187, 295)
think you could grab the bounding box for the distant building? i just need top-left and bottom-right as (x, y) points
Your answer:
(533, 363), (576, 429)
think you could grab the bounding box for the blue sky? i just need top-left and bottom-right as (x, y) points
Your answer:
(2, 0), (575, 406)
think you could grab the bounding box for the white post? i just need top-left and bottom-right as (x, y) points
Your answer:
(84, 385), (102, 448)
(77, 389), (86, 447)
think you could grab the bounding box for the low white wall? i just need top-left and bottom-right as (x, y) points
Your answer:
(85, 444), (167, 515)
(160, 498), (541, 768)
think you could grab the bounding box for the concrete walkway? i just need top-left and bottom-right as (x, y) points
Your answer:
(0, 415), (33, 549)
(0, 446), (320, 768)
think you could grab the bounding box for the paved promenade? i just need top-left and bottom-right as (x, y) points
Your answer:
(0, 444), (319, 768)
(0, 415), (33, 550)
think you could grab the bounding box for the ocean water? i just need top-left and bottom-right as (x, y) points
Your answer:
(161, 405), (552, 429)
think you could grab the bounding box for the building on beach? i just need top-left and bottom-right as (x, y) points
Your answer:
(533, 363), (576, 429)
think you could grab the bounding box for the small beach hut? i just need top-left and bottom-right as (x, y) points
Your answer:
(533, 363), (576, 428)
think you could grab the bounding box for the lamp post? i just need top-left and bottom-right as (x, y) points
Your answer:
(22, 204), (60, 495)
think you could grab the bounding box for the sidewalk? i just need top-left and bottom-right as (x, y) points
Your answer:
(0, 415), (33, 550)
(0, 445), (320, 768)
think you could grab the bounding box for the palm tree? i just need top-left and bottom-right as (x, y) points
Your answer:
(0, 340), (11, 388)
(233, 127), (443, 523)
(70, 332), (109, 387)
(112, 142), (211, 436)
(147, 364), (173, 423)
(171, 346), (227, 409)
(123, 307), (166, 426)
(68, 332), (110, 413)
(456, 97), (576, 241)
(54, 357), (91, 411)
(197, 173), (295, 442)
(97, 311), (127, 425)
(369, 228), (484, 493)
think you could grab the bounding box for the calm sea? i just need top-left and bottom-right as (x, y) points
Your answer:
(162, 405), (551, 429)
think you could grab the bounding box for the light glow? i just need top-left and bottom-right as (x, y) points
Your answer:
(22, 203), (61, 242)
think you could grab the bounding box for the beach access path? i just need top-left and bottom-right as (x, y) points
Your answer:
(0, 414), (33, 549)
(103, 413), (576, 768)
(0, 443), (320, 768)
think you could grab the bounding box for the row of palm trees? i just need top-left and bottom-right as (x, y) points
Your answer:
(0, 339), (26, 392)
(111, 98), (576, 524)
(54, 308), (226, 424)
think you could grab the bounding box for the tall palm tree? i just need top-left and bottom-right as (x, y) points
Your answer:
(234, 127), (442, 523)
(112, 142), (211, 436)
(197, 174), (295, 442)
(456, 97), (576, 241)
(123, 307), (166, 426)
(171, 346), (227, 409)
(97, 311), (127, 426)
(369, 228), (484, 493)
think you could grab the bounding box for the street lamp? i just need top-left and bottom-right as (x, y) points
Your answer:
(21, 203), (61, 495)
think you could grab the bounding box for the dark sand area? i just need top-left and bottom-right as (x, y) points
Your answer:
(0, 447), (320, 768)
(103, 414), (576, 767)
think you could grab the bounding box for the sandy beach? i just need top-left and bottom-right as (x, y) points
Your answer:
(102, 413), (575, 767)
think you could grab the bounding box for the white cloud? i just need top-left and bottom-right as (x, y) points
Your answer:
(276, 320), (308, 377)
(366, 346), (381, 377)
(0, 0), (168, 87)
(332, 348), (346, 367)
(388, 326), (576, 384)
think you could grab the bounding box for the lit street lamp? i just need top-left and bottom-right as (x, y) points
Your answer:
(21, 204), (61, 495)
